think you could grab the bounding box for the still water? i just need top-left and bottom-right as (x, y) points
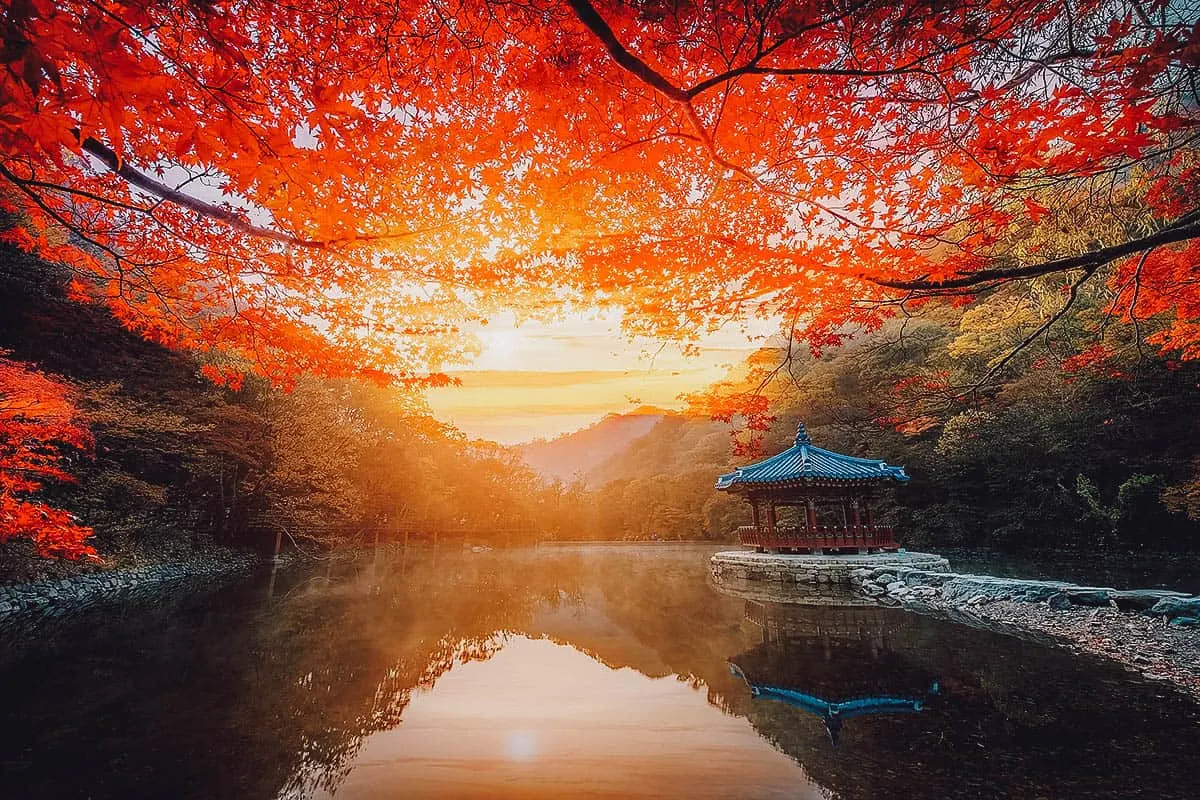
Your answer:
(2, 545), (1198, 799)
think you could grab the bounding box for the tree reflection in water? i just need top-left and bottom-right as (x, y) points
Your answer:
(1, 546), (1198, 800)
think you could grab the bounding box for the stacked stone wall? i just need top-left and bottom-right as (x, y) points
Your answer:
(0, 549), (267, 630)
(711, 550), (951, 588)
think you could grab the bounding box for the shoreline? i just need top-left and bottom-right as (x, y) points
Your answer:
(926, 599), (1200, 701)
(850, 566), (1200, 701)
(0, 546), (278, 632)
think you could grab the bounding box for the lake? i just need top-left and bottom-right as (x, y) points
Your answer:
(2, 545), (1198, 799)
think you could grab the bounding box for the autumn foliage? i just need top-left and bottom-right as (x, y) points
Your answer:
(1, 0), (1196, 374)
(0, 354), (95, 559)
(1, 1), (1199, 550)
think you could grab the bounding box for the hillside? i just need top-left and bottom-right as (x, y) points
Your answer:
(561, 310), (1200, 549)
(0, 245), (577, 580)
(517, 406), (669, 484)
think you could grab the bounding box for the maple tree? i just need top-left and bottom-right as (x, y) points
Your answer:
(1, 0), (1198, 542)
(0, 0), (1195, 379)
(0, 353), (95, 558)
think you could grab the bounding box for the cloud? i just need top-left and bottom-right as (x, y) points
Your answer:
(423, 308), (779, 441)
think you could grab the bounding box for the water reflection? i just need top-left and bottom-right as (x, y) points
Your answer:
(1, 546), (1197, 799)
(317, 636), (818, 799)
(729, 661), (939, 746)
(728, 601), (945, 748)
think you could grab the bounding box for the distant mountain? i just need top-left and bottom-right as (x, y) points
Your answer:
(518, 406), (669, 484)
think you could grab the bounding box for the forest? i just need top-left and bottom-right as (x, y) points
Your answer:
(1, 245), (574, 578)
(568, 306), (1200, 549)
(2, 0), (1199, 571)
(5, 228), (1200, 576)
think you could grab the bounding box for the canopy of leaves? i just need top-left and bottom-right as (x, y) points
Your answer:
(1, 0), (1197, 385)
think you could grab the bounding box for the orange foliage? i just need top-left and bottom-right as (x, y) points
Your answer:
(0, 1), (1197, 377)
(0, 355), (96, 559)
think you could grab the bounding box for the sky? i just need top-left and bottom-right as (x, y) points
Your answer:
(424, 309), (778, 444)
(319, 636), (818, 799)
(131, 163), (776, 445)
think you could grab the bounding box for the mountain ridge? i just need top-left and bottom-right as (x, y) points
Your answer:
(517, 407), (673, 484)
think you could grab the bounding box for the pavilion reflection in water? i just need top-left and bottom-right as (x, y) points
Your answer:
(730, 600), (941, 747)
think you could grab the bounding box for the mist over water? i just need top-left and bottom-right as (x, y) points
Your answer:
(3, 545), (1198, 799)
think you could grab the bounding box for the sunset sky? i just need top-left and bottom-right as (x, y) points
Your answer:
(425, 310), (778, 443)
(323, 636), (818, 799)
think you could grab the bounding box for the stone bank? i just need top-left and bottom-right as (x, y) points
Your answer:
(0, 548), (266, 631)
(710, 549), (951, 589)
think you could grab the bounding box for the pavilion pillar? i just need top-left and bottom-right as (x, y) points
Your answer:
(852, 497), (862, 534)
(765, 502), (778, 552)
(805, 499), (817, 533)
(864, 500), (875, 547)
(751, 500), (761, 531)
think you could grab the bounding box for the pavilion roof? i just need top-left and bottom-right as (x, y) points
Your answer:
(715, 422), (909, 491)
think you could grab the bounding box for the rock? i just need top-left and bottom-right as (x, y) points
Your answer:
(1047, 591), (1071, 610)
(1109, 589), (1189, 612)
(1168, 616), (1200, 627)
(1065, 588), (1113, 607)
(886, 580), (907, 593)
(1149, 596), (1200, 620)
(863, 583), (886, 597)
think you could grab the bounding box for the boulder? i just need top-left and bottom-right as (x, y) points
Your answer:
(1064, 588), (1113, 607)
(1109, 589), (1189, 612)
(1149, 596), (1200, 620)
(907, 570), (955, 588)
(1047, 591), (1071, 611)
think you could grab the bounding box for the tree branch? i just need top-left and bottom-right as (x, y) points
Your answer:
(565, 0), (688, 102)
(78, 136), (337, 249)
(870, 216), (1200, 291)
(967, 265), (1096, 395)
(76, 135), (453, 249)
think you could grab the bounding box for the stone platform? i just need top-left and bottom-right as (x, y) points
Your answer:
(710, 549), (950, 589)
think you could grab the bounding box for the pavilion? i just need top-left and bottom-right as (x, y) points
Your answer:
(729, 662), (939, 746)
(715, 422), (909, 554)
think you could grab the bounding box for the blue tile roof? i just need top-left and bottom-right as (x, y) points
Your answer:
(715, 422), (909, 490)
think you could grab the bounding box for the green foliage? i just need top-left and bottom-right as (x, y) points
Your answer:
(579, 305), (1200, 551)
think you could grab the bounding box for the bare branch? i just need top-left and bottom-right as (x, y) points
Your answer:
(565, 0), (688, 102)
(870, 216), (1200, 292)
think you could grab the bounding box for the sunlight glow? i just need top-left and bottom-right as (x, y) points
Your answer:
(504, 730), (539, 761)
(426, 310), (778, 443)
(323, 637), (820, 799)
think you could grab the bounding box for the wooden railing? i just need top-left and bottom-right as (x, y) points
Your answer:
(737, 524), (898, 552)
